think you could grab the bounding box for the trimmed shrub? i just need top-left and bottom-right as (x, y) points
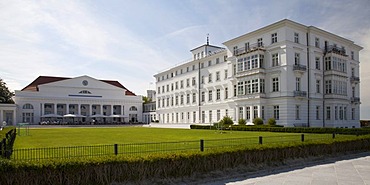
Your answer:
(267, 118), (276, 126)
(238, 118), (246, 125)
(253, 118), (264, 125)
(219, 116), (234, 126)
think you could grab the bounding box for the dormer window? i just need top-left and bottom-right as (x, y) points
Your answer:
(79, 90), (91, 94)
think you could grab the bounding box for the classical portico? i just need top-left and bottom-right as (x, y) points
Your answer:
(14, 75), (142, 124)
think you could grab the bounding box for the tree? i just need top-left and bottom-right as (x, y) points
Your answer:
(142, 96), (152, 103)
(0, 78), (14, 104)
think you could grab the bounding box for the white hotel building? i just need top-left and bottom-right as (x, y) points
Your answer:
(14, 75), (143, 125)
(154, 19), (362, 128)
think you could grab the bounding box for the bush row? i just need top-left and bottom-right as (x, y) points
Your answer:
(1, 135), (370, 184)
(190, 124), (370, 135)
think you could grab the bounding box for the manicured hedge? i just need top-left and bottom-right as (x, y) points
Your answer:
(1, 135), (370, 184)
(191, 124), (370, 135)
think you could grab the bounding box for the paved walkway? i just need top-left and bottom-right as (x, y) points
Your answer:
(203, 152), (370, 185)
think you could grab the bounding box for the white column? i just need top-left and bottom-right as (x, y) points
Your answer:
(12, 110), (16, 125)
(242, 106), (246, 120)
(235, 107), (239, 122)
(89, 104), (92, 116)
(111, 105), (114, 115)
(257, 105), (261, 119)
(54, 103), (57, 114)
(66, 104), (69, 115)
(41, 103), (45, 116)
(0, 110), (3, 122)
(250, 106), (254, 122)
(121, 105), (124, 115)
(100, 105), (103, 115)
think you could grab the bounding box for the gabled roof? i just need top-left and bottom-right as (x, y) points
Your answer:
(21, 76), (136, 96)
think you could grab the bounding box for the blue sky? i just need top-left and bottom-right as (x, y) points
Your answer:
(1, 0), (370, 118)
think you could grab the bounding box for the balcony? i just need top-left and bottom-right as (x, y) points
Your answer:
(236, 93), (266, 99)
(294, 91), (307, 97)
(234, 43), (265, 56)
(325, 45), (347, 57)
(351, 97), (360, 103)
(293, 64), (307, 71)
(350, 76), (360, 83)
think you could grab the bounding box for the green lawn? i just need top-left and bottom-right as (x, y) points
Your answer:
(14, 127), (304, 148)
(12, 127), (355, 160)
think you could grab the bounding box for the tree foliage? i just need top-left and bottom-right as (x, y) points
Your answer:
(253, 117), (264, 125)
(219, 116), (234, 126)
(142, 96), (152, 103)
(238, 118), (246, 125)
(0, 78), (14, 104)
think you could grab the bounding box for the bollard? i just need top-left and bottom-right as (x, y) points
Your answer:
(301, 134), (304, 142)
(200, 139), (204, 152)
(114, 144), (118, 155)
(259, 136), (263, 144)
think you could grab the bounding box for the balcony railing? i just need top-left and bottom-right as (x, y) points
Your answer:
(234, 43), (265, 56)
(293, 64), (307, 71)
(350, 76), (360, 83)
(294, 91), (307, 97)
(325, 45), (347, 56)
(351, 97), (360, 103)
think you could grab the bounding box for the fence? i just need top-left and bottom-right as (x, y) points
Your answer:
(7, 133), (349, 161)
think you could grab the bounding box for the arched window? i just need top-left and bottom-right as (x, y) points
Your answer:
(79, 90), (92, 94)
(129, 106), (137, 111)
(23, 104), (34, 109)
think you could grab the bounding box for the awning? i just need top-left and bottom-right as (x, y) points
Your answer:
(90, 114), (107, 118)
(41, 114), (63, 118)
(63, 114), (86, 118)
(108, 115), (128, 118)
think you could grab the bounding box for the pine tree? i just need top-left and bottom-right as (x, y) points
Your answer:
(0, 78), (15, 104)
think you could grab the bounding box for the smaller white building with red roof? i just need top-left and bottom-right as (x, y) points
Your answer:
(14, 75), (143, 125)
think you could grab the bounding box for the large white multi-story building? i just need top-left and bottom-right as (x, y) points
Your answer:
(154, 19), (363, 128)
(14, 75), (143, 125)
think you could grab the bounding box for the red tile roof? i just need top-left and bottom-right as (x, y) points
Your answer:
(22, 76), (136, 96)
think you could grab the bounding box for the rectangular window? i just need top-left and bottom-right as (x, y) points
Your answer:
(325, 80), (332, 94)
(246, 107), (250, 120)
(175, 82), (178, 90)
(316, 106), (320, 120)
(225, 87), (228, 99)
(260, 79), (265, 93)
(192, 93), (196, 103)
(193, 111), (196, 123)
(234, 85), (237, 97)
(351, 51), (354, 60)
(272, 53), (279, 67)
(171, 97), (174, 106)
(294, 53), (300, 65)
(216, 58), (220, 64)
(166, 84), (169, 92)
(201, 62), (204, 68)
(233, 46), (238, 55)
(175, 96), (178, 105)
(326, 106), (331, 120)
(171, 83), (174, 91)
(157, 87), (160, 94)
(187, 66), (189, 72)
(272, 77), (279, 92)
(186, 78), (190, 87)
(344, 107), (347, 120)
(271, 33), (277, 44)
(296, 77), (301, 91)
(180, 95), (184, 105)
(335, 106), (338, 120)
(216, 89), (221, 100)
(315, 37), (320, 48)
(192, 77), (196, 86)
(225, 109), (228, 116)
(238, 82), (244, 95)
(208, 60), (212, 66)
(316, 80), (320, 93)
(186, 94), (190, 104)
(315, 57), (320, 70)
(192, 65), (195, 70)
(253, 106), (258, 119)
(217, 110), (221, 121)
(209, 110), (212, 123)
(201, 92), (205, 102)
(166, 98), (169, 107)
(201, 76), (204, 84)
(216, 71), (220, 81)
(208, 73), (212, 83)
(208, 90), (213, 101)
(180, 80), (184, 89)
(257, 38), (263, 47)
(295, 105), (300, 120)
(352, 108), (355, 120)
(294, 32), (299, 43)
(224, 70), (228, 79)
(273, 105), (279, 120)
(201, 111), (205, 123)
